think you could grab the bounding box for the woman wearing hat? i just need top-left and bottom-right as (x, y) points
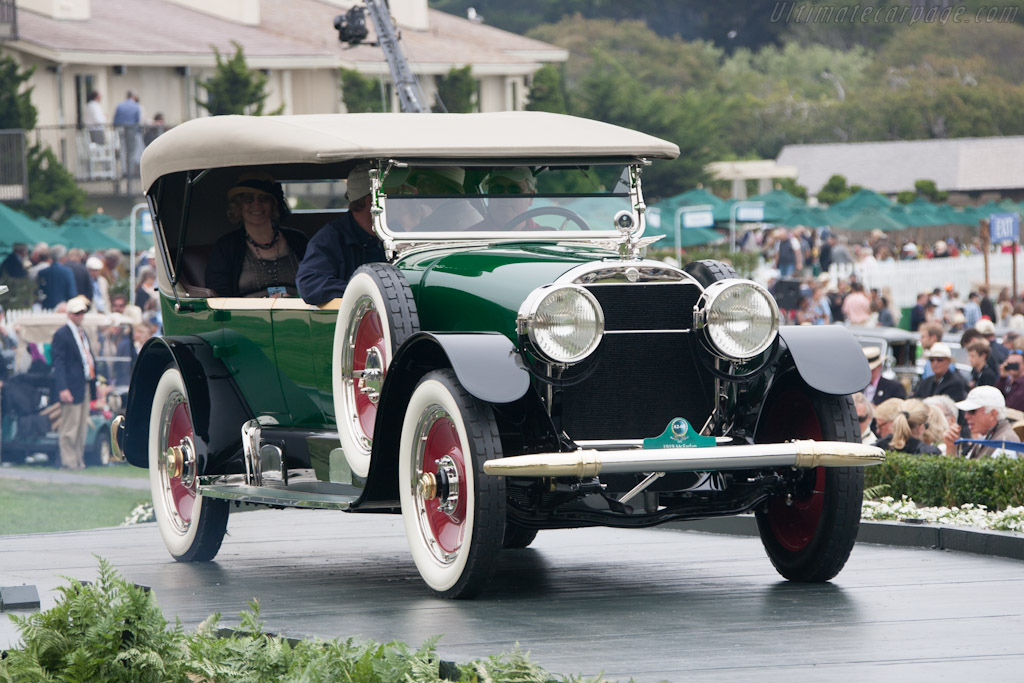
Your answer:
(205, 171), (308, 298)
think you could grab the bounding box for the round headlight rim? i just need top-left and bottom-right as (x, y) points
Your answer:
(517, 284), (605, 365)
(695, 279), (779, 361)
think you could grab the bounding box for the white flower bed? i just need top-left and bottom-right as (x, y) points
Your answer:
(122, 502), (155, 526)
(862, 495), (1024, 533)
(121, 497), (1024, 534)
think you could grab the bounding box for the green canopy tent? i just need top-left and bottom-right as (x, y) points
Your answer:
(650, 187), (727, 213)
(829, 188), (893, 215)
(833, 206), (905, 232)
(57, 216), (131, 252)
(779, 205), (834, 228)
(748, 188), (805, 211)
(0, 202), (51, 247)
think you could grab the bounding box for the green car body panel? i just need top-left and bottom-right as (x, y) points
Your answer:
(160, 242), (604, 430)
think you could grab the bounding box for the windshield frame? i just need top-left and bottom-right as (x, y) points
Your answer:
(370, 159), (648, 249)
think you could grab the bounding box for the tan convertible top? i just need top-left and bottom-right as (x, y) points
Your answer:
(140, 112), (680, 192)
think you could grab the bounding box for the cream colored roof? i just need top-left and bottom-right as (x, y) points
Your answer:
(140, 112), (680, 191)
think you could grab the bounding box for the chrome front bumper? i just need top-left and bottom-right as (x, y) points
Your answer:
(482, 440), (884, 478)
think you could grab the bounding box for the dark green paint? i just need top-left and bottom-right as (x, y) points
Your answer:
(159, 241), (616, 431)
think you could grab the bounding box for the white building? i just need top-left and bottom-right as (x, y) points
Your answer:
(3, 0), (567, 127)
(777, 137), (1024, 203)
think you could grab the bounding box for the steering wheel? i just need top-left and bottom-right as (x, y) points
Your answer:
(500, 206), (591, 232)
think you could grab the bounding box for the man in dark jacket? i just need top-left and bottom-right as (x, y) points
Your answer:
(862, 346), (906, 405)
(36, 246), (76, 310)
(0, 243), (28, 279)
(913, 342), (968, 403)
(51, 295), (96, 470)
(297, 165), (386, 306)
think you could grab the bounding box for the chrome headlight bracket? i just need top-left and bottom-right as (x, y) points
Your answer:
(693, 279), (779, 362)
(517, 284), (605, 365)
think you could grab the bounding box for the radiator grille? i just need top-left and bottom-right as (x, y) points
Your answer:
(586, 283), (700, 331)
(556, 282), (715, 441)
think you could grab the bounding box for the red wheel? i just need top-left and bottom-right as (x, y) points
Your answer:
(148, 367), (228, 562)
(754, 386), (864, 582)
(399, 369), (505, 598)
(335, 264), (419, 478)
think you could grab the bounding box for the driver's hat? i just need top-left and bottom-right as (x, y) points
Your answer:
(482, 167), (536, 193)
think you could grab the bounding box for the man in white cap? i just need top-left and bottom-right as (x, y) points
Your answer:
(52, 295), (97, 470)
(861, 346), (905, 405)
(86, 255), (110, 313)
(944, 385), (1020, 458)
(297, 164), (386, 306)
(912, 341), (968, 403)
(975, 317), (1008, 365)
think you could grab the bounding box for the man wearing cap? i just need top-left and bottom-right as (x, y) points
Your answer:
(86, 255), (110, 313)
(944, 386), (1020, 458)
(297, 164), (386, 306)
(975, 318), (1008, 365)
(51, 295), (97, 470)
(913, 341), (968, 403)
(471, 167), (541, 231)
(862, 346), (906, 405)
(407, 166), (482, 231)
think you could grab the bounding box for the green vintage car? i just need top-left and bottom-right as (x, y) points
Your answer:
(114, 112), (883, 598)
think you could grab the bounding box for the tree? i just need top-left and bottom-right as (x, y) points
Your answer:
(914, 180), (948, 202)
(197, 42), (283, 116)
(0, 55), (37, 130)
(525, 65), (567, 113)
(432, 66), (475, 113)
(0, 55), (85, 220)
(816, 174), (854, 205)
(339, 68), (387, 113)
(22, 145), (87, 221)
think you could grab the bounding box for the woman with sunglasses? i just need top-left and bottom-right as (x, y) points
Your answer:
(205, 171), (308, 297)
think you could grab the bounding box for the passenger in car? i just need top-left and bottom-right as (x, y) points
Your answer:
(205, 172), (308, 298)
(296, 164), (386, 305)
(470, 167), (541, 231)
(406, 166), (482, 231)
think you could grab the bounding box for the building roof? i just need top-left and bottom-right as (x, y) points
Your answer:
(11, 0), (567, 71)
(140, 112), (680, 189)
(777, 137), (1024, 195)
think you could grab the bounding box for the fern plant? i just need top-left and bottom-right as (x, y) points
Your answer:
(0, 557), (191, 682)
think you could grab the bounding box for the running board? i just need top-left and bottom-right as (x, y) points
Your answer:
(483, 440), (884, 478)
(200, 484), (357, 510)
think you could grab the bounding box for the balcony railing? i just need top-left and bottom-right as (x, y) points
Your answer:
(0, 129), (27, 201)
(28, 123), (167, 197)
(0, 0), (16, 41)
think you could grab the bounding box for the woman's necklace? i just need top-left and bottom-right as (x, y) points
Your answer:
(245, 226), (280, 251)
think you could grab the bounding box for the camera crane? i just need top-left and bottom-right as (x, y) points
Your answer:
(333, 0), (432, 113)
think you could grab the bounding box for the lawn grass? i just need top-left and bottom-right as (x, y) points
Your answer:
(4, 464), (150, 479)
(0, 479), (150, 536)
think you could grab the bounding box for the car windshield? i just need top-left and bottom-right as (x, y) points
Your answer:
(379, 163), (636, 237)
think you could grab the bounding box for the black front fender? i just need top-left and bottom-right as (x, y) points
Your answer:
(777, 325), (870, 395)
(122, 335), (252, 472)
(355, 332), (532, 508)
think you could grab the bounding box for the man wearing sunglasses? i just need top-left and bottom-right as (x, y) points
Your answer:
(471, 167), (541, 232)
(944, 385), (1020, 458)
(912, 341), (968, 403)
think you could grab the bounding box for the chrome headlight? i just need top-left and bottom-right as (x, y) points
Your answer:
(517, 285), (604, 364)
(694, 279), (779, 360)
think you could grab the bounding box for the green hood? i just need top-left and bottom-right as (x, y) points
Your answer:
(398, 242), (613, 342)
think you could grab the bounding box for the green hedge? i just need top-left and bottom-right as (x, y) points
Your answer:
(865, 452), (1024, 510)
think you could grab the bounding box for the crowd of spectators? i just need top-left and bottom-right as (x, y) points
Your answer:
(750, 224), (1024, 460)
(0, 241), (160, 465)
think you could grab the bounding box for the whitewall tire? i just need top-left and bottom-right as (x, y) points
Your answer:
(398, 369), (505, 598)
(148, 367), (228, 562)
